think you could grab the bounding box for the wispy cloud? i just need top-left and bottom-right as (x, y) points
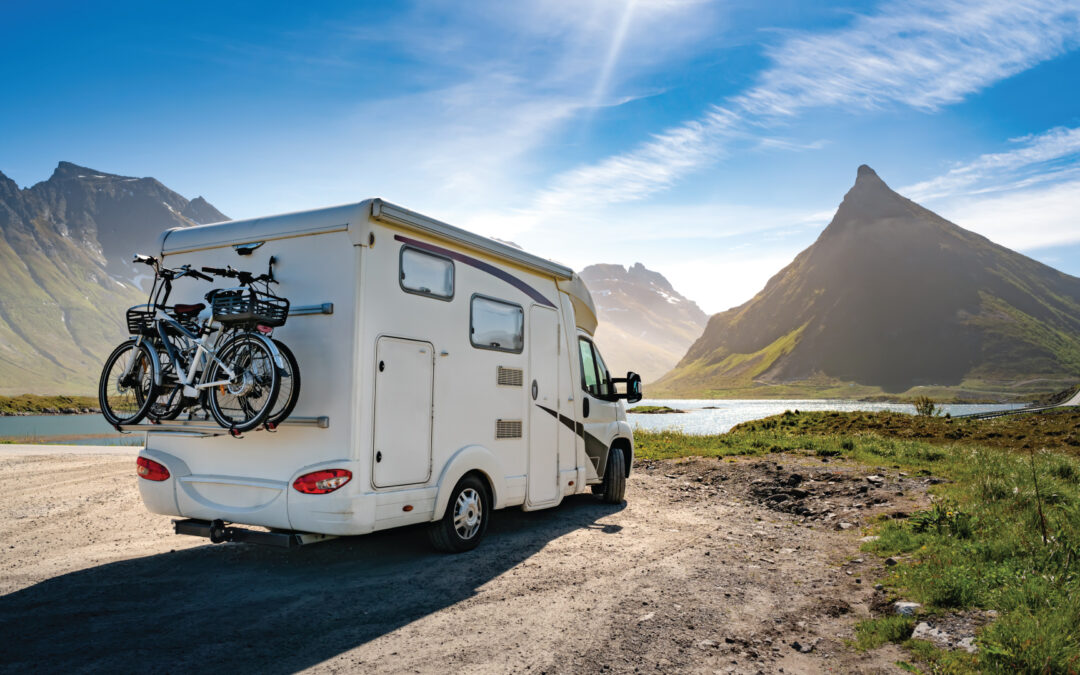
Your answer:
(532, 0), (1080, 210)
(896, 124), (1080, 253)
(902, 125), (1080, 201)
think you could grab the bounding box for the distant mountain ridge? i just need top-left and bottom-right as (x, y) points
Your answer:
(580, 263), (707, 382)
(653, 165), (1080, 400)
(0, 162), (226, 394)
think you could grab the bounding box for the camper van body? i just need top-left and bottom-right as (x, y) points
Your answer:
(135, 199), (635, 546)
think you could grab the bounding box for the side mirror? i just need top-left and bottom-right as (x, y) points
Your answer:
(625, 371), (643, 404)
(611, 371), (643, 404)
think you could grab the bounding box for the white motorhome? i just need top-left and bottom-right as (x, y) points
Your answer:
(134, 199), (642, 552)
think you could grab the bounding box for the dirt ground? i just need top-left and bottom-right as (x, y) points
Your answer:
(0, 450), (934, 674)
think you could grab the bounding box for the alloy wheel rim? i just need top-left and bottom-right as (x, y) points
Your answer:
(453, 488), (482, 539)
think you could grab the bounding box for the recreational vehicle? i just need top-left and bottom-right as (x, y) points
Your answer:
(132, 199), (642, 552)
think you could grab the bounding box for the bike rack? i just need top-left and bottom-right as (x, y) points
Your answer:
(117, 415), (330, 437)
(288, 303), (333, 316)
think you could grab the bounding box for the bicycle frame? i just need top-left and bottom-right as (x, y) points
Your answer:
(152, 310), (238, 395)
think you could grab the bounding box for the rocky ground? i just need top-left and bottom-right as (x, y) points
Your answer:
(0, 450), (947, 673)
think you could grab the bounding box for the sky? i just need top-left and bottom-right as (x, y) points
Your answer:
(2, 0), (1079, 314)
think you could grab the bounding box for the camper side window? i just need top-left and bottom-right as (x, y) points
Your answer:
(400, 246), (454, 300)
(470, 295), (524, 353)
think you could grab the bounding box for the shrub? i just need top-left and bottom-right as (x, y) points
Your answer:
(913, 395), (939, 417)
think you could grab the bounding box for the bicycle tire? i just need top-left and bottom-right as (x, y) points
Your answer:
(99, 340), (158, 426)
(205, 333), (281, 433)
(266, 339), (300, 426)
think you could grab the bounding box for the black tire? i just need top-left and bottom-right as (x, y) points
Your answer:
(429, 474), (490, 553)
(266, 339), (300, 426)
(597, 447), (626, 504)
(148, 384), (186, 421)
(205, 333), (281, 433)
(99, 341), (158, 426)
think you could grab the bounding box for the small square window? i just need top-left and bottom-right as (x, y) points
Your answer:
(471, 295), (524, 353)
(400, 246), (454, 300)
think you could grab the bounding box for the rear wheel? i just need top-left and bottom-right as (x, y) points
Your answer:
(597, 447), (626, 504)
(429, 475), (490, 553)
(99, 341), (157, 426)
(265, 339), (300, 426)
(205, 333), (281, 433)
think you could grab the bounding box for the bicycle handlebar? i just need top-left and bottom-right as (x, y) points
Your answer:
(201, 265), (277, 286)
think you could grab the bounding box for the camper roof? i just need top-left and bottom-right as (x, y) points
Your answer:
(158, 198), (574, 281)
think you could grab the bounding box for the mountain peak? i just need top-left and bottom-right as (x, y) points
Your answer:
(50, 161), (130, 181)
(853, 163), (889, 190)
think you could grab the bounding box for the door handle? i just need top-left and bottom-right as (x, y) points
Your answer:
(379, 360), (385, 372)
(376, 451), (382, 463)
(583, 397), (590, 418)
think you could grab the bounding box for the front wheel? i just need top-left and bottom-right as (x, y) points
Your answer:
(99, 340), (158, 426)
(205, 333), (281, 433)
(596, 447), (626, 504)
(429, 475), (490, 553)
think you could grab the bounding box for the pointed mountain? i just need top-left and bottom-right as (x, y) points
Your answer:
(580, 263), (707, 382)
(652, 166), (1080, 400)
(0, 163), (228, 394)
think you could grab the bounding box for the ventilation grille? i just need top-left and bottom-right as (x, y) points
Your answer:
(496, 366), (524, 387)
(495, 419), (523, 439)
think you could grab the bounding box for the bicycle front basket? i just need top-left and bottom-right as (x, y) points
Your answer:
(210, 289), (290, 327)
(126, 306), (158, 336)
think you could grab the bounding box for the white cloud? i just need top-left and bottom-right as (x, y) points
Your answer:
(931, 179), (1080, 251)
(532, 0), (1080, 210)
(903, 126), (1080, 201)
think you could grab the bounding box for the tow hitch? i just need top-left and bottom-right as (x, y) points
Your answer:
(173, 518), (336, 548)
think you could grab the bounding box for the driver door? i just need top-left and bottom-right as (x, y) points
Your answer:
(577, 336), (618, 480)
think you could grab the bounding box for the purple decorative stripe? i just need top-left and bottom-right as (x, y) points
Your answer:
(394, 234), (556, 308)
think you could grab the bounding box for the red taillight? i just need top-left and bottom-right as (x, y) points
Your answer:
(293, 469), (352, 494)
(137, 456), (170, 481)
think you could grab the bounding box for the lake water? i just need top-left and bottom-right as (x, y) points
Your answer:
(0, 399), (1026, 445)
(0, 415), (141, 445)
(627, 399), (1026, 435)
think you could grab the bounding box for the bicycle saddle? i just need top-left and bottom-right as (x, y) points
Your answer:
(173, 303), (206, 315)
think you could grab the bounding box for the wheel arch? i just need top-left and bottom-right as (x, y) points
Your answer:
(610, 435), (634, 478)
(431, 445), (505, 521)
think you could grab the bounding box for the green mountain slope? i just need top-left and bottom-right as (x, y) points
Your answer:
(0, 163), (227, 394)
(652, 165), (1080, 401)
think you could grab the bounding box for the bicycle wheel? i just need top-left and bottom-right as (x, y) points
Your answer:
(148, 341), (185, 421)
(99, 340), (158, 426)
(205, 333), (281, 433)
(266, 339), (301, 426)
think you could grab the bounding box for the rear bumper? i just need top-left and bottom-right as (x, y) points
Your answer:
(138, 449), (438, 537)
(173, 518), (335, 548)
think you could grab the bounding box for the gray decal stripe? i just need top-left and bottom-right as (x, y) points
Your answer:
(536, 405), (608, 471)
(394, 234), (557, 308)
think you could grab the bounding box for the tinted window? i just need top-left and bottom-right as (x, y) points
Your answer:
(592, 343), (613, 397)
(471, 296), (524, 352)
(579, 338), (599, 395)
(400, 247), (454, 299)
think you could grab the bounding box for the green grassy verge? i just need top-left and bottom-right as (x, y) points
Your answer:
(0, 393), (99, 415)
(635, 410), (1080, 673)
(626, 405), (684, 414)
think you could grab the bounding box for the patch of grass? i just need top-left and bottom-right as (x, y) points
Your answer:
(627, 405), (684, 414)
(854, 616), (915, 650)
(0, 394), (98, 415)
(639, 411), (1080, 672)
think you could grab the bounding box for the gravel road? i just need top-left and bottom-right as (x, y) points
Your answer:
(0, 451), (928, 674)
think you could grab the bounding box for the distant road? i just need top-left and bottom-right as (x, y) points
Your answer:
(0, 444), (139, 456)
